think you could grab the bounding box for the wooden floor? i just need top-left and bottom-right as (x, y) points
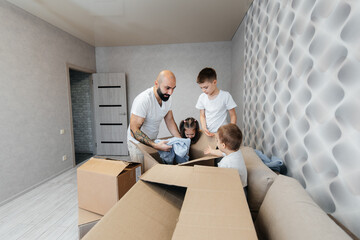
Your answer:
(0, 155), (131, 240)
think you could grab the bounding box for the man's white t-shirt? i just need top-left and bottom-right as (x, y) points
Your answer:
(195, 90), (237, 133)
(127, 87), (172, 144)
(218, 150), (247, 187)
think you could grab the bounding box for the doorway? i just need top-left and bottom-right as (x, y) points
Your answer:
(69, 69), (95, 165)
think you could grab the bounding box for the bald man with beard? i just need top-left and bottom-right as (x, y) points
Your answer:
(127, 70), (181, 165)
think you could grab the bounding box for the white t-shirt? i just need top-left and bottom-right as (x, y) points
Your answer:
(218, 150), (247, 187)
(195, 90), (237, 133)
(127, 87), (172, 144)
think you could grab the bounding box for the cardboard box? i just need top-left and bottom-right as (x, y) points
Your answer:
(82, 164), (258, 240)
(136, 131), (218, 172)
(77, 157), (142, 215)
(78, 208), (102, 239)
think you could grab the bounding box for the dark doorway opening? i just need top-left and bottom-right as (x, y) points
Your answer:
(69, 69), (95, 165)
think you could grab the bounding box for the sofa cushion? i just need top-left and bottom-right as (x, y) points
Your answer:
(255, 175), (351, 240)
(241, 147), (277, 219)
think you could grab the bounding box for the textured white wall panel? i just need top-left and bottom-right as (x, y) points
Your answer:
(243, 0), (360, 236)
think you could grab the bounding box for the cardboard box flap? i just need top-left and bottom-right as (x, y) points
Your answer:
(78, 208), (102, 225)
(78, 157), (129, 176)
(83, 180), (184, 240)
(189, 131), (216, 159)
(172, 165), (257, 239)
(190, 165), (243, 191)
(178, 156), (216, 167)
(172, 227), (257, 240)
(141, 164), (193, 188)
(78, 208), (103, 240)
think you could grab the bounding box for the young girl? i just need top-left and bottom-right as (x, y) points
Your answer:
(179, 117), (200, 144)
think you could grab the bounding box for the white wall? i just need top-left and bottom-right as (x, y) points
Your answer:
(0, 0), (96, 204)
(96, 42), (232, 137)
(236, 0), (360, 237)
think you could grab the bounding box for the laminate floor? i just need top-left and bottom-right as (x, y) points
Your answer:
(0, 155), (131, 240)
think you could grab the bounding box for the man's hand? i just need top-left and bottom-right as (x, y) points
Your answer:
(154, 140), (172, 152)
(203, 128), (215, 137)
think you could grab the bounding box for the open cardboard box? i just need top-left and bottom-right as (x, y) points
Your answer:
(77, 157), (142, 215)
(82, 164), (257, 240)
(135, 131), (218, 172)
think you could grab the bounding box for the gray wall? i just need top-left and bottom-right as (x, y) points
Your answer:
(70, 70), (94, 153)
(96, 42), (232, 138)
(234, 0), (360, 237)
(0, 1), (96, 204)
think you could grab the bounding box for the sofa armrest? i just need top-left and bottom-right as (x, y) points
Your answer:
(255, 175), (351, 240)
(241, 146), (277, 219)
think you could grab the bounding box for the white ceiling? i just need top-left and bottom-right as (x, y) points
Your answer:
(7, 0), (253, 47)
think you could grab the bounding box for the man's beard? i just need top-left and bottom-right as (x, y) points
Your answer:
(157, 87), (170, 101)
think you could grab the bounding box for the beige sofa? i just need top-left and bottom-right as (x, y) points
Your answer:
(241, 147), (352, 240)
(241, 146), (277, 219)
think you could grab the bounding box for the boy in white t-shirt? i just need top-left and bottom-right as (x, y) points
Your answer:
(204, 123), (247, 188)
(195, 67), (237, 136)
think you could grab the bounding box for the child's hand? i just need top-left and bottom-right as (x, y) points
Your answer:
(204, 129), (215, 137)
(204, 145), (214, 155)
(204, 145), (223, 157)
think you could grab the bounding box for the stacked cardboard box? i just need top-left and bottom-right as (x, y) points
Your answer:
(77, 157), (142, 238)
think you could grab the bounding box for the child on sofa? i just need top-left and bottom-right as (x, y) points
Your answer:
(179, 117), (200, 144)
(204, 123), (247, 188)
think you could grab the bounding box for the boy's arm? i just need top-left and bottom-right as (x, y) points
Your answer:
(204, 145), (223, 157)
(164, 110), (181, 138)
(200, 109), (214, 137)
(130, 113), (172, 151)
(228, 108), (237, 124)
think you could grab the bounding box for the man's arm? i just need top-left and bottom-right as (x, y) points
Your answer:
(130, 113), (171, 151)
(164, 110), (181, 138)
(228, 108), (237, 124)
(200, 109), (214, 137)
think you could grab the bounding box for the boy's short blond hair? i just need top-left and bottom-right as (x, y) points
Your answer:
(197, 67), (217, 84)
(217, 123), (243, 151)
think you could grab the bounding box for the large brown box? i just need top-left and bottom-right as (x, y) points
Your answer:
(82, 164), (257, 240)
(77, 157), (142, 215)
(135, 131), (218, 172)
